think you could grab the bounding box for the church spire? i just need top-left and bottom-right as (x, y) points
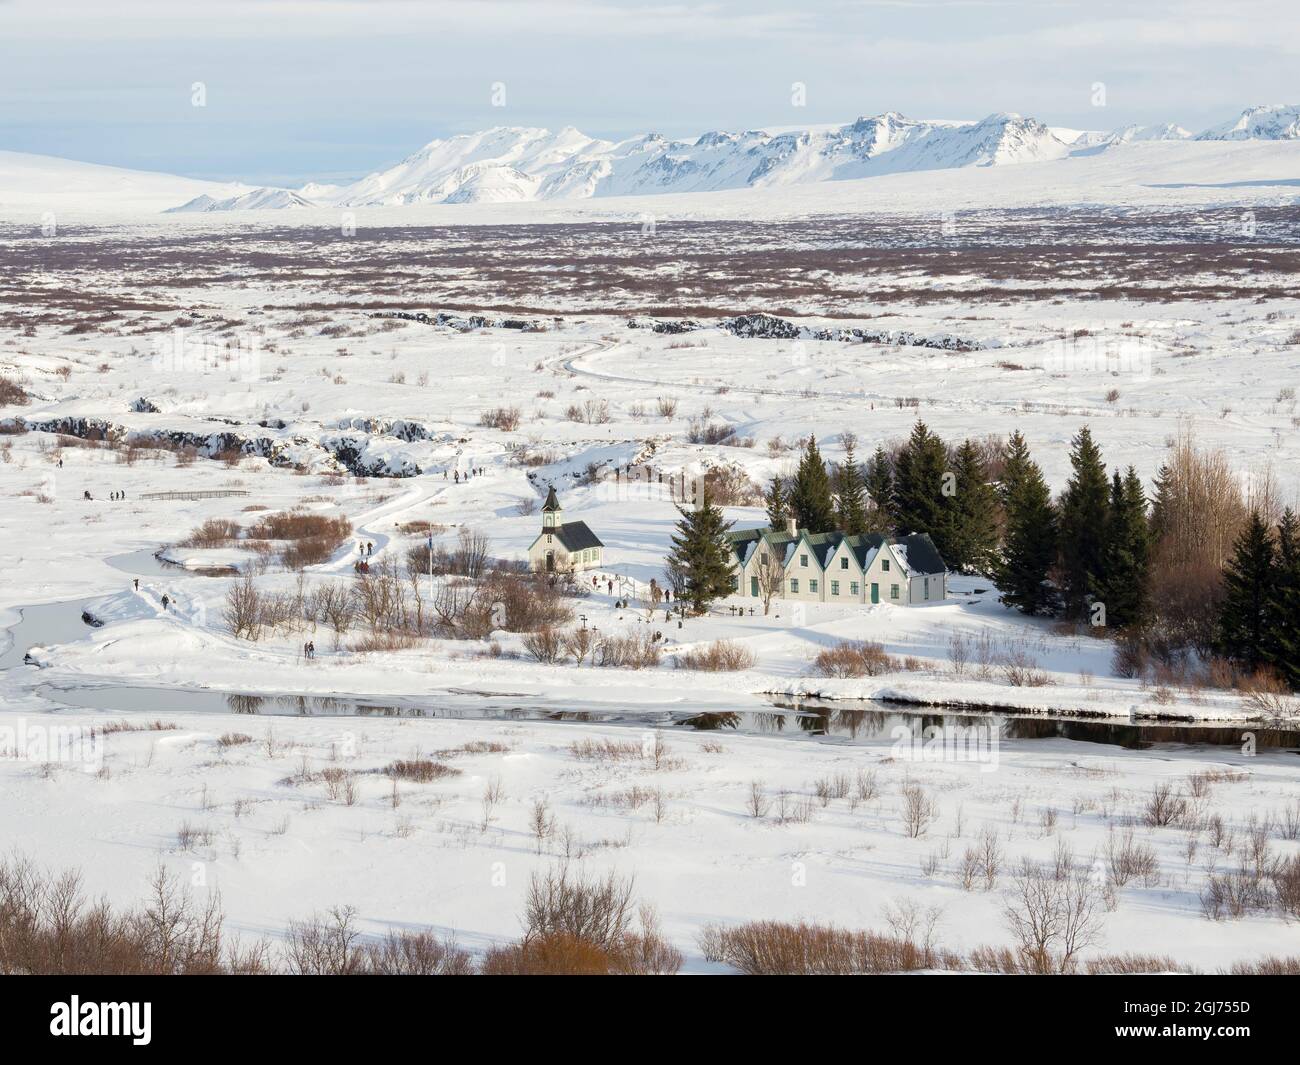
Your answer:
(542, 486), (561, 528)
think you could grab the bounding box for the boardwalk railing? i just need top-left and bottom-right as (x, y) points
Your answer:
(140, 490), (251, 501)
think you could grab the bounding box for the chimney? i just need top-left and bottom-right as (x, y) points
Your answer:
(786, 516), (798, 537)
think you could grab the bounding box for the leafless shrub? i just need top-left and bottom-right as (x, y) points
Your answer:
(0, 376), (30, 406)
(478, 406), (522, 431)
(180, 517), (241, 547)
(521, 866), (635, 950)
(285, 905), (366, 975)
(224, 574), (263, 640)
(1201, 867), (1270, 920)
(675, 640), (756, 672)
(1143, 782), (1189, 828)
(655, 396), (678, 419)
(384, 759), (459, 783)
(900, 784), (938, 839)
(595, 630), (661, 669)
(1106, 828), (1160, 887)
(522, 625), (565, 664)
(812, 640), (898, 678)
(562, 626), (597, 664)
(698, 920), (937, 975)
(1002, 860), (1106, 974)
(364, 930), (474, 975)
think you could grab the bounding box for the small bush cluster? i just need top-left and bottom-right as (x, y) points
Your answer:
(812, 640), (898, 678)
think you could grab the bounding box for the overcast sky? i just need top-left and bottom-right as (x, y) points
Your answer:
(1, 0), (1296, 185)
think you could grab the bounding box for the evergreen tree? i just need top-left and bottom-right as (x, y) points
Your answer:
(833, 437), (868, 535)
(947, 439), (999, 573)
(1216, 510), (1275, 670)
(764, 475), (787, 530)
(1095, 467), (1152, 630)
(865, 446), (894, 530)
(787, 435), (836, 533)
(892, 421), (955, 557)
(1057, 425), (1110, 620)
(666, 489), (736, 615)
(993, 432), (1059, 615)
(1265, 508), (1300, 688)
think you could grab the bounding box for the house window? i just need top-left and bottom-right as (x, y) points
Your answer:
(810, 579), (818, 593)
(790, 578), (799, 593)
(840, 557), (848, 570)
(546, 534), (553, 544)
(732, 575), (740, 591)
(891, 584), (899, 600)
(831, 580), (840, 596)
(924, 577), (930, 600)
(850, 582), (859, 596)
(800, 554), (808, 567)
(882, 559), (890, 572)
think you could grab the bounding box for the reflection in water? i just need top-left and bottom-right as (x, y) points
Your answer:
(227, 694), (265, 715)
(680, 712), (740, 731)
(33, 682), (1300, 753)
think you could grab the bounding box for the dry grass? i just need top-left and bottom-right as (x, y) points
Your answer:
(0, 376), (29, 406)
(568, 738), (644, 762)
(97, 719), (178, 735)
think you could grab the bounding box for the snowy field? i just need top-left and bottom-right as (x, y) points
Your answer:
(2, 182), (1299, 970)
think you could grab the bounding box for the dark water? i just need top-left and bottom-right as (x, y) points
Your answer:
(29, 683), (1300, 754)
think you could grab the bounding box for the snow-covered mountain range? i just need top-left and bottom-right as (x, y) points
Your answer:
(1, 103), (1295, 218)
(165, 103), (1299, 213)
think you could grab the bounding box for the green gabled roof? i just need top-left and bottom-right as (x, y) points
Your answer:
(542, 486), (562, 512)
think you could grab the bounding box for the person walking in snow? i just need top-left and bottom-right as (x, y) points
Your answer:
(161, 594), (170, 611)
(133, 578), (139, 591)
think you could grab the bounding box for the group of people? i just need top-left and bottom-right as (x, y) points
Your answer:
(447, 467), (485, 484)
(302, 641), (317, 659)
(82, 489), (129, 501)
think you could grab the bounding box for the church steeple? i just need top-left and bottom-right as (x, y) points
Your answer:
(542, 486), (562, 529)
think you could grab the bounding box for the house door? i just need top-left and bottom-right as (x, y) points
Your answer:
(546, 551), (554, 572)
(750, 576), (759, 597)
(870, 583), (879, 604)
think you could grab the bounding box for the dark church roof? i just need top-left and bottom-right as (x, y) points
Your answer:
(542, 486), (561, 512)
(551, 521), (603, 552)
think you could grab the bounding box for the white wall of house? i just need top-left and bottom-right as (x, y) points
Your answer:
(729, 535), (943, 607)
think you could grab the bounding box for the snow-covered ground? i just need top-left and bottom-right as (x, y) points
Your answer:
(2, 194), (1298, 970)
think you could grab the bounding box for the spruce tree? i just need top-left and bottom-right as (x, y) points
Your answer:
(865, 446), (894, 530)
(764, 475), (787, 530)
(1095, 467), (1152, 630)
(666, 489), (736, 615)
(947, 439), (999, 573)
(1265, 508), (1300, 688)
(833, 437), (868, 535)
(1057, 425), (1110, 620)
(892, 421), (954, 556)
(787, 435), (836, 533)
(1216, 510), (1275, 670)
(993, 432), (1059, 615)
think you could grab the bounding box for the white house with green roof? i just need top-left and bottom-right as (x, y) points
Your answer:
(726, 517), (947, 606)
(527, 487), (604, 573)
